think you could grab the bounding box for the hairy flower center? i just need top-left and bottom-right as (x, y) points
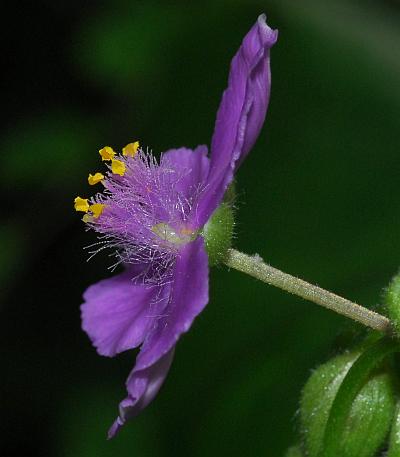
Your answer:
(74, 140), (206, 286)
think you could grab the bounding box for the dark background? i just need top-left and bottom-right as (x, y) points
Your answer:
(1, 1), (400, 456)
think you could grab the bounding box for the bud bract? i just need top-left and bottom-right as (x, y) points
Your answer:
(300, 346), (396, 457)
(341, 372), (395, 457)
(284, 445), (304, 457)
(301, 351), (358, 457)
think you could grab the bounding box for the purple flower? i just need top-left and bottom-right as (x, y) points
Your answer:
(77, 14), (277, 438)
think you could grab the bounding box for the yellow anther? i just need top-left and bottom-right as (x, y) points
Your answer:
(74, 196), (89, 213)
(88, 172), (105, 185)
(99, 146), (116, 161)
(111, 159), (126, 176)
(122, 141), (140, 157)
(89, 203), (105, 219)
(82, 214), (93, 223)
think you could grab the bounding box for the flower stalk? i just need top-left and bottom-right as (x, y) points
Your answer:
(224, 248), (392, 333)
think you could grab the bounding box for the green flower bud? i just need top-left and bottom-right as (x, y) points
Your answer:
(202, 185), (235, 266)
(387, 402), (400, 457)
(284, 445), (304, 457)
(301, 351), (358, 457)
(341, 372), (395, 457)
(301, 338), (399, 457)
(384, 271), (400, 337)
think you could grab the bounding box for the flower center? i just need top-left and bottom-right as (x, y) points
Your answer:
(151, 223), (197, 246)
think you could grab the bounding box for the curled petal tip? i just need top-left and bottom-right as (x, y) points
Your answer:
(196, 14), (278, 226)
(108, 348), (176, 436)
(257, 14), (279, 45)
(107, 417), (123, 440)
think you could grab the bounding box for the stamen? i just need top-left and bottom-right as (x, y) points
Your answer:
(90, 203), (105, 219)
(88, 172), (105, 185)
(74, 196), (89, 212)
(122, 141), (140, 157)
(81, 146), (206, 287)
(111, 159), (126, 176)
(99, 146), (116, 161)
(82, 214), (94, 223)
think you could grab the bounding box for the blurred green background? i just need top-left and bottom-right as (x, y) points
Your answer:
(1, 0), (400, 455)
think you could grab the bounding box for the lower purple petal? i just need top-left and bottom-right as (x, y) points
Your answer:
(107, 236), (208, 435)
(81, 269), (170, 357)
(108, 348), (175, 439)
(135, 236), (209, 371)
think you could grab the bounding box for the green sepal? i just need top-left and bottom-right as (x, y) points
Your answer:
(300, 351), (359, 457)
(222, 180), (236, 206)
(387, 402), (400, 457)
(384, 271), (400, 337)
(202, 185), (235, 266)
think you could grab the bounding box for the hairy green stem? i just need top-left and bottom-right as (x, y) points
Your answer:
(224, 248), (392, 333)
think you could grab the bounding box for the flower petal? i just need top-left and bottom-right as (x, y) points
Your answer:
(196, 14), (278, 227)
(81, 269), (170, 357)
(136, 236), (209, 371)
(107, 237), (208, 436)
(162, 145), (209, 201)
(108, 348), (175, 439)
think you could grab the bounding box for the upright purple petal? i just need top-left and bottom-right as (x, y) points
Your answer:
(108, 348), (175, 439)
(162, 145), (209, 202)
(211, 14), (277, 173)
(81, 269), (170, 357)
(196, 14), (278, 227)
(136, 236), (209, 371)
